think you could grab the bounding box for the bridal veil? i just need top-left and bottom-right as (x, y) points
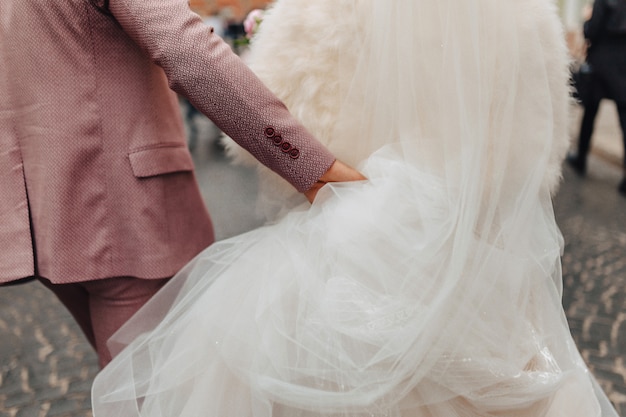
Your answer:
(92, 1), (619, 416)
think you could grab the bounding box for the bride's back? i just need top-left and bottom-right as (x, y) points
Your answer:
(227, 0), (571, 219)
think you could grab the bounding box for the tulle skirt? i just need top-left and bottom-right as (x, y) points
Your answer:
(91, 142), (616, 417)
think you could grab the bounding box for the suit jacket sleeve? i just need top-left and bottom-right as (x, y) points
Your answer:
(96, 0), (335, 193)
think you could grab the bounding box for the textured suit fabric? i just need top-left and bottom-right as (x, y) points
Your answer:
(39, 276), (169, 368)
(0, 0), (335, 284)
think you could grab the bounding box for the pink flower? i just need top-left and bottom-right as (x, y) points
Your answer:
(244, 9), (264, 39)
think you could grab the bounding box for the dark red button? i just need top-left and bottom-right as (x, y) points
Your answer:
(289, 149), (300, 159)
(264, 127), (275, 138)
(280, 142), (292, 152)
(272, 135), (283, 145)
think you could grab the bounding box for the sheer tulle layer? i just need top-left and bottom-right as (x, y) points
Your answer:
(92, 143), (609, 417)
(92, 0), (619, 415)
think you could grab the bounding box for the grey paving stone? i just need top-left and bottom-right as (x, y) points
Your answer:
(15, 404), (43, 417)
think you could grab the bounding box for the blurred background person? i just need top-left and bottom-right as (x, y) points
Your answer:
(567, 0), (626, 195)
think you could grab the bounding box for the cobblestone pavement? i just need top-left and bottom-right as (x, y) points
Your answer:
(556, 155), (626, 417)
(0, 114), (624, 416)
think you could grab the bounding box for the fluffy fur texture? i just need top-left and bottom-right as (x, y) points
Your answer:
(223, 0), (360, 219)
(224, 0), (572, 220)
(518, 0), (573, 192)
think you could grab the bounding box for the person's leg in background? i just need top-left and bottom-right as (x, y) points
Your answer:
(568, 95), (602, 175)
(39, 276), (169, 368)
(616, 101), (626, 195)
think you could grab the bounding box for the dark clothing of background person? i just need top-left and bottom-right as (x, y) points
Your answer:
(568, 0), (626, 195)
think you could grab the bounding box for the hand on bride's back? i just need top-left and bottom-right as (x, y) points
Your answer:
(303, 160), (367, 203)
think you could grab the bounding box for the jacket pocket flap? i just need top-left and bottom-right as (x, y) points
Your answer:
(128, 145), (194, 178)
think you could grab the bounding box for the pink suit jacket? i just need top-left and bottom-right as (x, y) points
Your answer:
(0, 0), (335, 284)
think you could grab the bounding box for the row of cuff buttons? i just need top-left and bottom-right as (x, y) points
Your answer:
(264, 126), (300, 159)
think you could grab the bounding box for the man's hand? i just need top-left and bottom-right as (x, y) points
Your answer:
(304, 160), (367, 203)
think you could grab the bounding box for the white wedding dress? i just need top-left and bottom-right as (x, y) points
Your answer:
(91, 1), (619, 416)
